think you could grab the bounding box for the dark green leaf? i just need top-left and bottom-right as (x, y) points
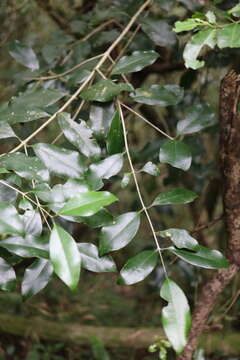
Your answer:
(217, 24), (240, 48)
(81, 80), (133, 102)
(58, 113), (101, 158)
(177, 104), (216, 135)
(107, 110), (124, 155)
(160, 229), (198, 250)
(21, 259), (53, 300)
(117, 250), (158, 285)
(169, 245), (229, 269)
(59, 191), (118, 217)
(141, 19), (176, 47)
(0, 180), (18, 203)
(14, 88), (65, 108)
(0, 104), (48, 125)
(8, 40), (39, 70)
(89, 154), (123, 179)
(160, 278), (191, 354)
(79, 209), (114, 228)
(0, 203), (24, 235)
(0, 153), (49, 182)
(34, 143), (85, 178)
(50, 224), (81, 290)
(23, 210), (42, 239)
(0, 258), (16, 291)
(130, 84), (184, 106)
(159, 140), (192, 171)
(78, 243), (116, 272)
(152, 188), (198, 206)
(0, 237), (49, 259)
(99, 212), (140, 255)
(111, 50), (159, 75)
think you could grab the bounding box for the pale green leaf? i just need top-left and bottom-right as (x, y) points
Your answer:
(160, 229), (198, 250)
(217, 24), (240, 48)
(89, 154), (123, 180)
(8, 40), (39, 70)
(81, 80), (133, 102)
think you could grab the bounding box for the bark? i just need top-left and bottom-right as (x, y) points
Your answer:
(178, 70), (240, 360)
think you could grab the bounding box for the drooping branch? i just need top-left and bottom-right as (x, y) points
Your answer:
(178, 70), (240, 360)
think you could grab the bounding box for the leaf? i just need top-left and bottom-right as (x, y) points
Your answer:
(99, 212), (140, 255)
(0, 237), (49, 259)
(79, 209), (114, 228)
(23, 210), (42, 239)
(0, 122), (16, 139)
(141, 19), (176, 47)
(141, 161), (160, 176)
(58, 113), (101, 158)
(121, 173), (131, 188)
(159, 140), (192, 171)
(183, 28), (217, 69)
(152, 188), (198, 206)
(21, 259), (53, 300)
(107, 110), (124, 155)
(78, 243), (116, 272)
(177, 103), (216, 135)
(0, 258), (16, 291)
(89, 154), (123, 179)
(8, 40), (39, 70)
(160, 229), (198, 250)
(50, 224), (81, 290)
(0, 104), (48, 125)
(174, 19), (200, 33)
(217, 24), (240, 49)
(117, 250), (158, 285)
(34, 143), (85, 179)
(228, 4), (240, 17)
(0, 180), (18, 203)
(130, 84), (184, 106)
(89, 102), (115, 136)
(169, 245), (229, 269)
(160, 278), (191, 354)
(80, 80), (133, 102)
(90, 337), (111, 360)
(206, 11), (216, 24)
(14, 88), (65, 108)
(0, 203), (24, 235)
(0, 153), (49, 182)
(0, 168), (10, 174)
(59, 191), (118, 217)
(111, 50), (159, 75)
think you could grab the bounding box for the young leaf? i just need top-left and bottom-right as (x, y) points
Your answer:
(99, 212), (140, 255)
(34, 143), (85, 178)
(160, 229), (198, 250)
(111, 50), (159, 75)
(8, 40), (39, 70)
(50, 224), (81, 291)
(217, 24), (240, 48)
(174, 19), (200, 33)
(0, 258), (16, 291)
(80, 80), (133, 102)
(183, 28), (217, 69)
(107, 110), (124, 155)
(177, 103), (215, 135)
(58, 191), (118, 217)
(21, 259), (53, 300)
(89, 154), (123, 179)
(169, 245), (229, 269)
(130, 84), (184, 106)
(159, 140), (192, 171)
(117, 250), (158, 285)
(58, 113), (101, 158)
(152, 188), (198, 206)
(141, 162), (160, 176)
(78, 243), (116, 272)
(0, 203), (24, 235)
(141, 19), (176, 47)
(160, 278), (191, 354)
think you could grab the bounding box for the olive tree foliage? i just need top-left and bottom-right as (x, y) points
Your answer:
(0, 0), (240, 357)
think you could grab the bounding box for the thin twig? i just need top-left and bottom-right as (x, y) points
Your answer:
(190, 215), (223, 234)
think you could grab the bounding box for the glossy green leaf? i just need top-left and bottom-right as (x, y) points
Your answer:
(0, 104), (48, 124)
(0, 153), (49, 182)
(8, 40), (39, 70)
(14, 88), (65, 108)
(177, 103), (216, 135)
(79, 209), (114, 228)
(130, 84), (184, 106)
(183, 28), (217, 69)
(50, 224), (81, 290)
(58, 113), (101, 158)
(0, 203), (24, 235)
(117, 250), (158, 285)
(107, 110), (124, 155)
(89, 154), (123, 180)
(0, 236), (49, 258)
(78, 243), (116, 272)
(34, 143), (85, 178)
(169, 245), (229, 269)
(89, 102), (115, 136)
(159, 140), (192, 171)
(160, 278), (191, 354)
(141, 161), (160, 176)
(0, 122), (16, 139)
(111, 50), (159, 75)
(0, 258), (16, 291)
(23, 210), (42, 239)
(160, 229), (198, 250)
(152, 188), (198, 206)
(21, 259), (53, 300)
(174, 19), (200, 33)
(99, 212), (140, 255)
(217, 24), (240, 48)
(80, 80), (133, 102)
(59, 191), (118, 217)
(141, 19), (176, 47)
